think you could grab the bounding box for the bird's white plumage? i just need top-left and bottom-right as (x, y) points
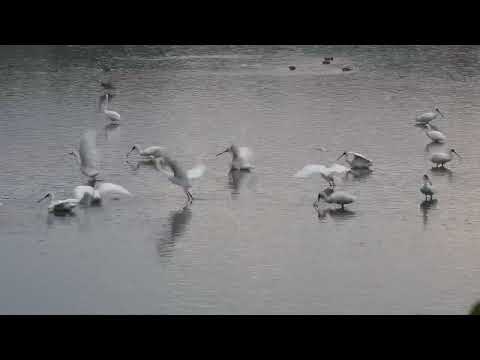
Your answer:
(187, 164), (206, 179)
(97, 183), (132, 197)
(79, 130), (99, 178)
(104, 94), (120, 121)
(73, 183), (131, 205)
(347, 152), (371, 163)
(424, 125), (446, 143)
(294, 163), (349, 178)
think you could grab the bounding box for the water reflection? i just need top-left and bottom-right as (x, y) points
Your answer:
(316, 207), (356, 221)
(104, 122), (120, 140)
(97, 92), (115, 113)
(46, 211), (77, 227)
(228, 169), (250, 196)
(156, 205), (192, 257)
(420, 199), (438, 228)
(430, 166), (454, 182)
(425, 141), (445, 154)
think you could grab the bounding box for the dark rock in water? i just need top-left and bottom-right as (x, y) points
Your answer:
(342, 66), (353, 72)
(288, 65), (296, 71)
(322, 60), (331, 65)
(324, 57), (334, 61)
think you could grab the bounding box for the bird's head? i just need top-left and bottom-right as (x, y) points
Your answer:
(450, 149), (462, 159)
(423, 174), (432, 185)
(127, 145), (139, 157)
(435, 108), (444, 118)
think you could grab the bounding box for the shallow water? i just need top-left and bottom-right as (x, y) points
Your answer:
(1, 45), (480, 314)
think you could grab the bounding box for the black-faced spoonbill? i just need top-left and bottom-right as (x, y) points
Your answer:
(424, 124), (447, 143)
(73, 182), (132, 206)
(315, 187), (356, 210)
(415, 108), (444, 124)
(216, 145), (254, 171)
(420, 174), (436, 201)
(157, 155), (206, 204)
(37, 193), (79, 214)
(294, 163), (349, 188)
(336, 151), (372, 170)
(429, 148), (461, 168)
(103, 93), (120, 122)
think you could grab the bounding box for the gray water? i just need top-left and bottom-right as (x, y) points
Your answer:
(1, 45), (480, 314)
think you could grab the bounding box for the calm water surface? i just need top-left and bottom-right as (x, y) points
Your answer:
(1, 45), (480, 314)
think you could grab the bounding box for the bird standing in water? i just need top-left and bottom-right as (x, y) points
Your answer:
(216, 145), (254, 171)
(420, 174), (436, 201)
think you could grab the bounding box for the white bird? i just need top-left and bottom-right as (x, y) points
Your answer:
(37, 192), (79, 213)
(336, 151), (372, 169)
(315, 188), (356, 210)
(127, 144), (166, 161)
(415, 108), (444, 124)
(216, 145), (254, 171)
(157, 155), (206, 203)
(104, 93), (121, 122)
(73, 182), (132, 206)
(430, 148), (461, 168)
(424, 124), (447, 143)
(420, 174), (436, 201)
(294, 163), (349, 187)
(69, 130), (99, 183)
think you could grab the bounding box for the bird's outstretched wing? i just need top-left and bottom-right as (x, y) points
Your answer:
(187, 164), (206, 179)
(73, 186), (95, 200)
(79, 130), (99, 177)
(348, 152), (371, 163)
(294, 164), (349, 178)
(97, 183), (132, 197)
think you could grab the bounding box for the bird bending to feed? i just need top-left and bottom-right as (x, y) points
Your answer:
(104, 93), (120, 122)
(415, 108), (444, 124)
(157, 155), (206, 204)
(127, 144), (166, 160)
(420, 174), (435, 201)
(294, 163), (349, 187)
(429, 148), (461, 168)
(314, 188), (356, 210)
(216, 145), (254, 171)
(424, 124), (446, 143)
(37, 193), (79, 214)
(73, 182), (132, 206)
(69, 129), (99, 184)
(336, 151), (372, 169)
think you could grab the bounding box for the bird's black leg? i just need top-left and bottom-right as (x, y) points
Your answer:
(188, 191), (194, 202)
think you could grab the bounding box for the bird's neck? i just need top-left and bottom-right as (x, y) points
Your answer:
(72, 151), (81, 164)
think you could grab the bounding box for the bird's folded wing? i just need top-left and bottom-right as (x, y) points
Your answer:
(97, 183), (132, 197)
(350, 152), (371, 162)
(73, 186), (94, 200)
(239, 147), (253, 161)
(187, 164), (206, 179)
(294, 164), (328, 178)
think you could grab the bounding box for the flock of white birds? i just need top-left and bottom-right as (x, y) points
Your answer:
(36, 68), (462, 216)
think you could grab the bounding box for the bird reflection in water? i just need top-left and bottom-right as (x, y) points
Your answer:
(156, 205), (193, 258)
(104, 122), (120, 140)
(228, 169), (250, 196)
(430, 166), (453, 183)
(97, 93), (115, 113)
(420, 198), (438, 227)
(316, 207), (356, 221)
(345, 168), (372, 181)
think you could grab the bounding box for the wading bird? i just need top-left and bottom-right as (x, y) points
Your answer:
(415, 108), (444, 124)
(216, 145), (254, 171)
(429, 148), (461, 168)
(314, 187), (356, 210)
(157, 155), (206, 204)
(424, 124), (447, 143)
(294, 163), (349, 187)
(420, 174), (435, 201)
(73, 182), (132, 206)
(37, 192), (79, 214)
(336, 151), (372, 169)
(104, 93), (120, 122)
